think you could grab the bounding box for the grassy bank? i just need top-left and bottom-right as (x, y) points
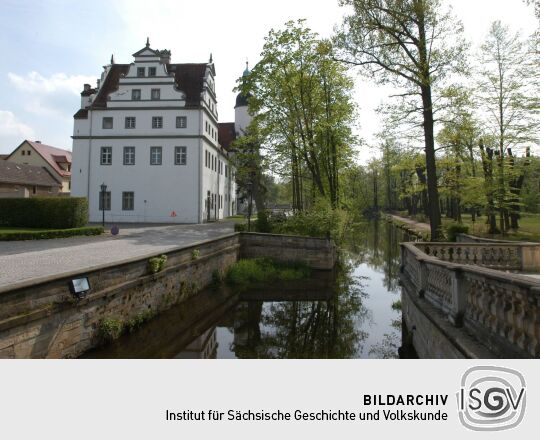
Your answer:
(387, 212), (540, 242)
(226, 258), (311, 287)
(0, 226), (104, 241)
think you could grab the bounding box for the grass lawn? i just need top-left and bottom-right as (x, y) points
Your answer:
(442, 213), (540, 242)
(0, 226), (104, 241)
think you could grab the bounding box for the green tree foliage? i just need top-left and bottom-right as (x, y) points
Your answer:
(240, 20), (357, 211)
(335, 0), (468, 240)
(476, 21), (538, 232)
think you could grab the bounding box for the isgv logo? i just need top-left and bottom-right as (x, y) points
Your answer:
(457, 366), (526, 431)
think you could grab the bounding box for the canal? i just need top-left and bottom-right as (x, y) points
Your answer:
(84, 221), (411, 359)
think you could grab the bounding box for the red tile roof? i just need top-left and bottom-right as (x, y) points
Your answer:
(0, 161), (61, 187)
(218, 122), (237, 151)
(24, 141), (72, 178)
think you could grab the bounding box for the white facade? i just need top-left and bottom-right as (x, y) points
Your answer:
(71, 42), (240, 224)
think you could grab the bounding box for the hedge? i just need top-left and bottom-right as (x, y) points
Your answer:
(0, 197), (89, 229)
(0, 226), (103, 241)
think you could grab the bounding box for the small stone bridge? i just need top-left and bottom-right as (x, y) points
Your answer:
(400, 239), (540, 359)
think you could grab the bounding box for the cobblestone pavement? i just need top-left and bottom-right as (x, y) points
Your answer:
(0, 222), (235, 288)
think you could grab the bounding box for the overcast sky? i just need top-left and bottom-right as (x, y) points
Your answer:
(0, 0), (537, 155)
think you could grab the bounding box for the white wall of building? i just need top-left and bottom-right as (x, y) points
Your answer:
(72, 45), (238, 224)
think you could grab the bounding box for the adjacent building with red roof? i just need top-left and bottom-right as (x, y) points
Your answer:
(4, 140), (72, 193)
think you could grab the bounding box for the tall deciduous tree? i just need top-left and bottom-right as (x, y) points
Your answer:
(335, 0), (468, 240)
(240, 20), (356, 211)
(476, 21), (539, 232)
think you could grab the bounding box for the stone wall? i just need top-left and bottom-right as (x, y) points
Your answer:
(400, 276), (492, 359)
(0, 233), (336, 359)
(240, 233), (336, 270)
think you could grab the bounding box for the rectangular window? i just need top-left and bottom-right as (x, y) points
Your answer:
(137, 67), (145, 77)
(225, 164), (228, 178)
(123, 146), (135, 165)
(122, 192), (135, 211)
(132, 89), (141, 100)
(176, 116), (187, 128)
(102, 117), (113, 129)
(175, 146), (187, 165)
(100, 147), (112, 165)
(151, 88), (160, 100)
(99, 191), (111, 211)
(152, 116), (163, 129)
(148, 67), (156, 77)
(150, 146), (162, 165)
(125, 117), (136, 129)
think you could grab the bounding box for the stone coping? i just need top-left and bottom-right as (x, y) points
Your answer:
(0, 232), (336, 296)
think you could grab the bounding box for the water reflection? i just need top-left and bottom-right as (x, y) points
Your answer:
(84, 221), (408, 359)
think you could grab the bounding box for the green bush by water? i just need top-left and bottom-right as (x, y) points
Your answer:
(226, 258), (311, 286)
(0, 197), (89, 229)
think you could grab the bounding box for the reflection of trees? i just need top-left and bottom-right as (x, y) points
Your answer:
(343, 221), (404, 292)
(231, 261), (369, 359)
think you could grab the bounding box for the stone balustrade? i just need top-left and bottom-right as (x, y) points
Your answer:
(400, 242), (540, 358)
(415, 242), (540, 272)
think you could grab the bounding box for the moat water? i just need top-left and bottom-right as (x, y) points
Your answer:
(85, 221), (411, 359)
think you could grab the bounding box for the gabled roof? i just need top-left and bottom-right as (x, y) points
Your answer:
(132, 47), (161, 57)
(0, 161), (61, 187)
(218, 123), (237, 151)
(13, 141), (72, 179)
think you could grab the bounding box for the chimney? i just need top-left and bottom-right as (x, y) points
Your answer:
(35, 140), (41, 144)
(83, 84), (91, 92)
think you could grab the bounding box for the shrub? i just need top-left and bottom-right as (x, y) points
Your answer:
(97, 317), (123, 343)
(234, 223), (247, 232)
(0, 226), (103, 241)
(446, 223), (469, 242)
(271, 200), (350, 243)
(148, 254), (167, 274)
(255, 210), (272, 233)
(0, 197), (89, 229)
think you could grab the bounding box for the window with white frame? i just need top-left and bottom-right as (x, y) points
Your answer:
(175, 146), (187, 165)
(148, 67), (157, 77)
(125, 117), (136, 129)
(176, 116), (187, 128)
(152, 116), (163, 129)
(151, 88), (160, 100)
(100, 147), (112, 165)
(150, 146), (162, 165)
(122, 192), (135, 211)
(137, 67), (145, 77)
(123, 146), (135, 165)
(132, 89), (141, 100)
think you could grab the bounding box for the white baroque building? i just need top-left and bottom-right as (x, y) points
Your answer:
(71, 40), (251, 223)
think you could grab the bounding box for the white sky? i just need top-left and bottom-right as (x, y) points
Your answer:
(0, 0), (537, 155)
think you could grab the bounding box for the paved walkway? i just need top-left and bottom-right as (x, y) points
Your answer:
(389, 214), (431, 233)
(0, 222), (235, 289)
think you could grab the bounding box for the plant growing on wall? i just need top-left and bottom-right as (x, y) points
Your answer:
(148, 254), (168, 274)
